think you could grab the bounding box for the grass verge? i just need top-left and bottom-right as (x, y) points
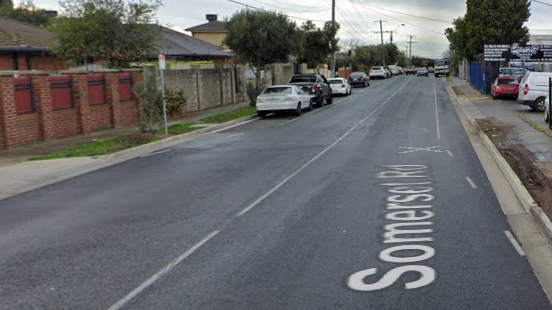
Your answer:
(519, 115), (546, 133)
(198, 106), (256, 124)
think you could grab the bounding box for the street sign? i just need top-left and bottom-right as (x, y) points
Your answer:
(159, 54), (166, 70)
(484, 44), (552, 62)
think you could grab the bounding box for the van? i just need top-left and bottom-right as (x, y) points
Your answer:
(517, 72), (552, 112)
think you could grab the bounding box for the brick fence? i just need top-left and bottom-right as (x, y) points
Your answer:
(0, 69), (143, 150)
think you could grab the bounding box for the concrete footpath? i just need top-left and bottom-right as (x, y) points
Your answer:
(0, 101), (253, 200)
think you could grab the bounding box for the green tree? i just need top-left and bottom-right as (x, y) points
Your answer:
(296, 21), (340, 69)
(446, 0), (530, 61)
(225, 10), (297, 101)
(48, 0), (161, 68)
(0, 1), (53, 27)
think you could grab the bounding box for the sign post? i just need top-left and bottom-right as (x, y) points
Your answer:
(159, 54), (168, 135)
(549, 77), (552, 130)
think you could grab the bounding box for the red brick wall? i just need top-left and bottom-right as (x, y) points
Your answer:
(15, 113), (41, 145)
(89, 104), (112, 131)
(120, 101), (139, 126)
(17, 55), (28, 70)
(52, 108), (79, 138)
(28, 55), (68, 71)
(0, 55), (13, 70)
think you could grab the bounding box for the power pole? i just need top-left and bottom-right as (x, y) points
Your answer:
(374, 20), (388, 65)
(406, 35), (419, 60)
(330, 0), (336, 77)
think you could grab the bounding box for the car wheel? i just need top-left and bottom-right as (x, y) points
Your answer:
(257, 110), (267, 118)
(367, 82), (370, 86)
(319, 97), (326, 107)
(308, 99), (314, 111)
(295, 103), (302, 116)
(535, 97), (546, 112)
(545, 109), (549, 123)
(327, 94), (333, 104)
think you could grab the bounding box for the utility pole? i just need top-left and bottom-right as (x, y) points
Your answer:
(406, 35), (419, 61)
(374, 20), (387, 65)
(330, 0), (336, 78)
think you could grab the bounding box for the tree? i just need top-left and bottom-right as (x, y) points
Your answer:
(296, 21), (340, 69)
(446, 0), (530, 61)
(48, 0), (161, 68)
(225, 10), (297, 103)
(0, 1), (54, 27)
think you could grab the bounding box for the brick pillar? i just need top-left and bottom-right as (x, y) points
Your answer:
(31, 74), (55, 140)
(0, 76), (16, 149)
(72, 73), (92, 134)
(128, 70), (144, 122)
(105, 72), (122, 128)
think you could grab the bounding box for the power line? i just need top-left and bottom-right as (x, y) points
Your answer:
(335, 6), (370, 43)
(532, 0), (552, 7)
(353, 0), (451, 24)
(248, 0), (329, 12)
(225, 0), (329, 22)
(364, 5), (446, 36)
(347, 0), (375, 32)
(336, 2), (375, 38)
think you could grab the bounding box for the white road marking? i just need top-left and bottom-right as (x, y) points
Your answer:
(106, 230), (220, 310)
(140, 149), (172, 158)
(504, 230), (526, 256)
(433, 77), (441, 140)
(465, 177), (477, 189)
(228, 133), (244, 138)
(447, 150), (454, 157)
(238, 78), (409, 217)
(399, 146), (443, 154)
(359, 78), (412, 124)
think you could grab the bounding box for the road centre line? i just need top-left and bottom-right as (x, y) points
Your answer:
(447, 150), (454, 157)
(434, 77), (441, 140)
(106, 230), (220, 310)
(228, 133), (244, 138)
(504, 230), (526, 256)
(465, 177), (477, 189)
(238, 78), (411, 217)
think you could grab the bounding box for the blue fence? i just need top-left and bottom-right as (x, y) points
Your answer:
(469, 62), (486, 94)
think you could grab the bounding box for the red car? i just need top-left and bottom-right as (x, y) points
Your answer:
(491, 77), (519, 99)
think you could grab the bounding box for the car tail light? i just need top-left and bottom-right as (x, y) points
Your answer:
(311, 85), (316, 93)
(360, 77), (365, 81)
(524, 84), (529, 95)
(342, 83), (346, 88)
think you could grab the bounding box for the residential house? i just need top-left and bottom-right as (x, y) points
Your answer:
(185, 14), (228, 50)
(0, 16), (67, 71)
(155, 26), (233, 64)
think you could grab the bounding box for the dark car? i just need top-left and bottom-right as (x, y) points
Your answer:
(288, 74), (333, 107)
(491, 77), (519, 99)
(348, 72), (370, 87)
(416, 68), (429, 77)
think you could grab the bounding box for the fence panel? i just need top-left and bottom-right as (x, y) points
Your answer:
(87, 73), (106, 105)
(469, 62), (486, 94)
(118, 73), (133, 101)
(14, 76), (33, 114)
(51, 75), (73, 110)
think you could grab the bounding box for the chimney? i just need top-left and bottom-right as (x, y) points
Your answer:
(206, 14), (217, 22)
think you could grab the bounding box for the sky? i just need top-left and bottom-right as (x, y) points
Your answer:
(31, 0), (552, 59)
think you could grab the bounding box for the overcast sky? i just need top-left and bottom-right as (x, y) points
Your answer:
(33, 0), (552, 59)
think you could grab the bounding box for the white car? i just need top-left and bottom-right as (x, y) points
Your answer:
(256, 85), (312, 117)
(369, 66), (386, 79)
(545, 97), (550, 123)
(328, 78), (351, 96)
(518, 71), (552, 112)
(388, 65), (400, 75)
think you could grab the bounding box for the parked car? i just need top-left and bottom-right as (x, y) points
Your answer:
(405, 67), (417, 75)
(517, 71), (552, 112)
(428, 67), (435, 73)
(369, 66), (387, 79)
(388, 65), (400, 76)
(500, 67), (527, 80)
(491, 77), (519, 99)
(416, 67), (429, 77)
(383, 67), (392, 78)
(328, 78), (351, 96)
(397, 66), (404, 75)
(545, 97), (550, 123)
(348, 72), (370, 87)
(288, 74), (333, 107)
(256, 85), (312, 117)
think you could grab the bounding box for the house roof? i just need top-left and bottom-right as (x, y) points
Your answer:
(185, 20), (227, 33)
(156, 26), (232, 58)
(0, 16), (52, 51)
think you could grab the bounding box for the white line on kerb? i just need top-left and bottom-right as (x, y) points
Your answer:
(447, 150), (454, 157)
(238, 78), (410, 217)
(434, 77), (441, 140)
(228, 133), (244, 138)
(106, 230), (220, 310)
(465, 177), (477, 189)
(504, 230), (526, 256)
(140, 149), (172, 158)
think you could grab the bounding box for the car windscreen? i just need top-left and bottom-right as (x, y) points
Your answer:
(498, 79), (518, 85)
(350, 73), (364, 77)
(329, 80), (344, 84)
(262, 87), (292, 95)
(289, 76), (316, 83)
(371, 67), (382, 70)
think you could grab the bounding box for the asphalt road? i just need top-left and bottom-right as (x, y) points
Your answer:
(1, 75), (550, 310)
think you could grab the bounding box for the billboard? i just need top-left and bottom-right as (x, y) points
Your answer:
(484, 44), (552, 62)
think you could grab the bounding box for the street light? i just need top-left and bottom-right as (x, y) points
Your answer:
(390, 24), (405, 43)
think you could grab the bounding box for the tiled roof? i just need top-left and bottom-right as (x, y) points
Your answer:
(156, 26), (232, 58)
(185, 20), (227, 33)
(0, 16), (52, 49)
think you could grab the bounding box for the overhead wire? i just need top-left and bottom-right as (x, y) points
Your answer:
(225, 0), (329, 22)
